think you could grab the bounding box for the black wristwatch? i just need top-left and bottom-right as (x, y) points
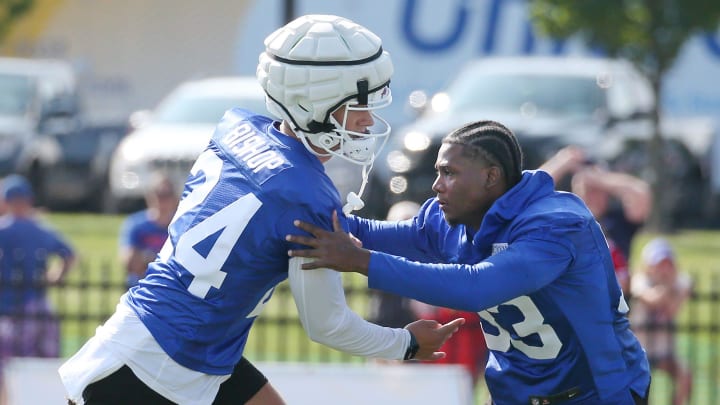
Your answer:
(403, 331), (419, 360)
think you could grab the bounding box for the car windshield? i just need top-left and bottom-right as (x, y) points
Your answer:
(446, 73), (606, 118)
(0, 73), (35, 116)
(154, 93), (267, 125)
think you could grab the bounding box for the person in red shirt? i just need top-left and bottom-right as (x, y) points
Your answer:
(609, 239), (630, 296)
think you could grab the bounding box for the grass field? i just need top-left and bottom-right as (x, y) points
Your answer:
(43, 212), (720, 404)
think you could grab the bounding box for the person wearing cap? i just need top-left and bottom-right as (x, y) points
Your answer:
(630, 238), (693, 405)
(0, 174), (76, 363)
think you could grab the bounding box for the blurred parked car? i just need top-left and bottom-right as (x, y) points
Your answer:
(0, 58), (79, 171)
(45, 122), (129, 211)
(0, 56), (117, 210)
(361, 56), (715, 223)
(108, 76), (266, 211)
(108, 76), (363, 212)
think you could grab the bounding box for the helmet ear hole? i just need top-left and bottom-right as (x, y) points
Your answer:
(318, 134), (337, 148)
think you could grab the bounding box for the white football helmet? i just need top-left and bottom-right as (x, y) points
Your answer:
(257, 14), (393, 168)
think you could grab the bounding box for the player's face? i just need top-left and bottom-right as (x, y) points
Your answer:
(153, 188), (179, 216)
(304, 105), (375, 164)
(432, 143), (498, 229)
(649, 257), (677, 284)
(332, 104), (374, 134)
(572, 176), (609, 217)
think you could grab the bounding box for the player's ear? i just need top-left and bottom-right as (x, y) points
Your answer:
(485, 166), (502, 188)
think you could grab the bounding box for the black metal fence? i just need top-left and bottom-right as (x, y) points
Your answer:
(2, 262), (719, 404)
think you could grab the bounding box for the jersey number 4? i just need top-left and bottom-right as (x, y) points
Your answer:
(479, 296), (562, 360)
(159, 150), (263, 299)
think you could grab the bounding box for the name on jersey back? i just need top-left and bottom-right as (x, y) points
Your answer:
(222, 123), (286, 173)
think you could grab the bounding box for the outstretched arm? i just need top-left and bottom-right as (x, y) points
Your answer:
(346, 210), (439, 261)
(538, 145), (586, 184)
(287, 210), (573, 311)
(571, 166), (651, 224)
(288, 255), (463, 361)
(46, 253), (76, 285)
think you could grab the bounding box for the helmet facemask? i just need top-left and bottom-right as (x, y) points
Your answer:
(304, 81), (392, 167)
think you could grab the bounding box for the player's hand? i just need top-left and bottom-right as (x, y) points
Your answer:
(286, 210), (371, 275)
(405, 317), (465, 361)
(348, 232), (363, 248)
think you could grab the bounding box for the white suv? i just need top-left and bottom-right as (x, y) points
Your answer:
(108, 76), (270, 210)
(108, 75), (363, 212)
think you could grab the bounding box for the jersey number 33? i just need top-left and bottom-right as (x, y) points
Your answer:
(479, 296), (562, 360)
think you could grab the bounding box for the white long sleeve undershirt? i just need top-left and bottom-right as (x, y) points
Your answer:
(288, 257), (410, 360)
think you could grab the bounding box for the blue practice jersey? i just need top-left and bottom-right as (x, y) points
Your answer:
(0, 216), (74, 312)
(125, 108), (346, 375)
(348, 171), (650, 404)
(119, 209), (169, 255)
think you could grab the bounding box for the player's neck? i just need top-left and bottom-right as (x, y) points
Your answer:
(280, 120), (332, 164)
(279, 121), (297, 138)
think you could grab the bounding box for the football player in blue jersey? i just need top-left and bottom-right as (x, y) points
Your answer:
(118, 172), (179, 289)
(287, 120), (652, 405)
(58, 14), (463, 405)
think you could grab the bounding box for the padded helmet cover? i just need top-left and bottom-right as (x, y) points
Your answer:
(257, 14), (393, 164)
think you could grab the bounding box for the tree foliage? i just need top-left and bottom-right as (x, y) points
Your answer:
(0, 0), (34, 42)
(529, 0), (720, 78)
(529, 0), (720, 230)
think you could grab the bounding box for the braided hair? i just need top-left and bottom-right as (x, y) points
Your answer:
(442, 120), (524, 187)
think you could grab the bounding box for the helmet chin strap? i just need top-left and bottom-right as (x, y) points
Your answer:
(342, 162), (372, 215)
(343, 191), (364, 215)
(293, 125), (368, 216)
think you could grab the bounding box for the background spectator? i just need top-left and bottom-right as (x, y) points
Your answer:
(630, 238), (693, 405)
(540, 145), (651, 295)
(0, 174), (75, 361)
(540, 146), (651, 258)
(118, 172), (179, 289)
